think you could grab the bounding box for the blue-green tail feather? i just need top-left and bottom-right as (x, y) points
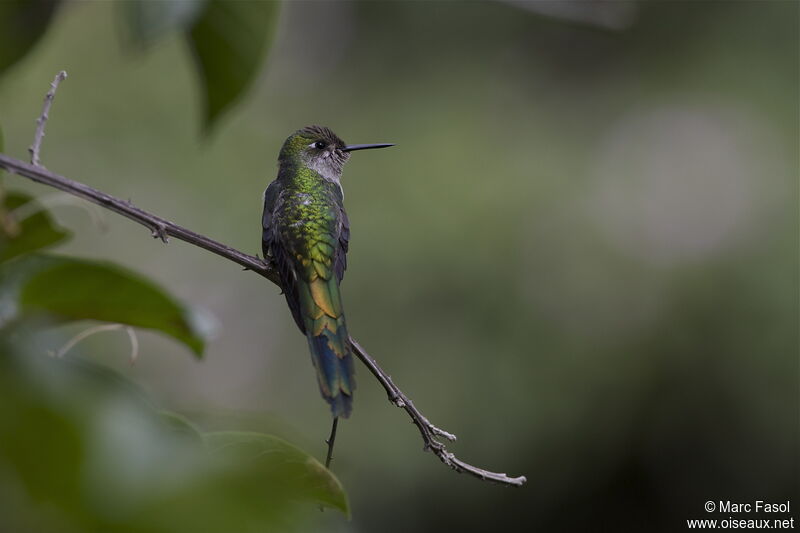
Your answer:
(308, 328), (354, 418)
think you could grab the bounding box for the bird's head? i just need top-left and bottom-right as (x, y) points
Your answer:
(279, 125), (393, 181)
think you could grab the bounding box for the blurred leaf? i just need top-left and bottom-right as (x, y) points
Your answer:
(0, 192), (71, 263)
(205, 431), (350, 516)
(121, 0), (206, 50)
(186, 0), (279, 133)
(0, 254), (206, 356)
(0, 345), (325, 532)
(0, 0), (60, 77)
(499, 0), (637, 30)
(0, 350), (174, 532)
(0, 355), (88, 532)
(159, 409), (205, 444)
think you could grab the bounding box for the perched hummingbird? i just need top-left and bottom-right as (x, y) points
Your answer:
(262, 125), (393, 418)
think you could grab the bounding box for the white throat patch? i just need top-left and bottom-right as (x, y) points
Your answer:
(305, 151), (342, 184)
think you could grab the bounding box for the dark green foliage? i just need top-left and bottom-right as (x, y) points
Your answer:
(0, 191), (71, 263)
(205, 431), (349, 516)
(0, 346), (349, 533)
(0, 0), (60, 76)
(187, 0), (279, 132)
(0, 186), (203, 359)
(0, 254), (206, 356)
(3, 0), (279, 134)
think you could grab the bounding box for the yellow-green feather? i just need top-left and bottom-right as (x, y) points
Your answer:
(299, 276), (354, 411)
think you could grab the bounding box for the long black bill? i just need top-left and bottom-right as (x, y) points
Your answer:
(343, 143), (394, 152)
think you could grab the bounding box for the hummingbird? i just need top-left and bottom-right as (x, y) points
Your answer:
(262, 125), (393, 421)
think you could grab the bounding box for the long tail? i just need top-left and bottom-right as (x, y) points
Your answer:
(297, 275), (355, 418)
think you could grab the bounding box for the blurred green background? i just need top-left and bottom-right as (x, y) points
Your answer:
(0, 1), (797, 531)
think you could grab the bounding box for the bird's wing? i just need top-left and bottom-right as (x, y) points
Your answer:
(263, 181), (306, 334)
(334, 209), (350, 282)
(261, 180), (280, 256)
(332, 185), (350, 282)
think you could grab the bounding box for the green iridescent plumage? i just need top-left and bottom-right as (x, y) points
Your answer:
(262, 126), (391, 418)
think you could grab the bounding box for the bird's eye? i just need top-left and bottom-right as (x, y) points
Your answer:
(312, 141), (326, 149)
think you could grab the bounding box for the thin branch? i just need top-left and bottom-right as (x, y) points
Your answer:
(0, 72), (527, 487)
(0, 153), (281, 285)
(29, 71), (67, 167)
(324, 417), (339, 469)
(350, 338), (526, 486)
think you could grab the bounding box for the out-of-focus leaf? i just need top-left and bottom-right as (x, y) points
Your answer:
(159, 410), (205, 444)
(187, 0), (279, 133)
(0, 0), (60, 77)
(0, 349), (185, 532)
(0, 191), (70, 263)
(121, 0), (207, 50)
(0, 254), (206, 356)
(0, 342), (338, 532)
(499, 0), (637, 30)
(205, 431), (350, 516)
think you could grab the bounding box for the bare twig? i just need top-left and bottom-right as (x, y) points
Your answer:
(350, 338), (526, 486)
(324, 417), (339, 469)
(0, 153), (281, 285)
(0, 72), (527, 487)
(29, 71), (67, 167)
